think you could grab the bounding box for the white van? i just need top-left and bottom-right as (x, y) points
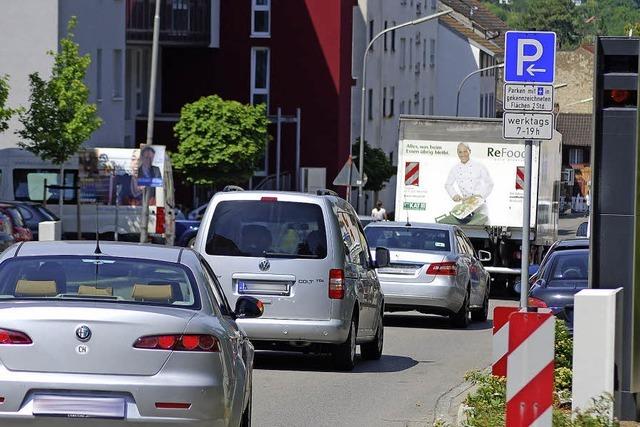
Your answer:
(0, 147), (175, 242)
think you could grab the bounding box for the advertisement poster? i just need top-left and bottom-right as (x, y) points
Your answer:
(79, 146), (166, 207)
(395, 140), (539, 228)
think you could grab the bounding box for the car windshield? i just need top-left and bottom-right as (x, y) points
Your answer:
(365, 227), (451, 252)
(547, 252), (588, 285)
(0, 256), (199, 308)
(37, 206), (60, 221)
(205, 200), (327, 259)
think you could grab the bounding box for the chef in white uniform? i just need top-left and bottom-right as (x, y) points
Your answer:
(444, 143), (493, 219)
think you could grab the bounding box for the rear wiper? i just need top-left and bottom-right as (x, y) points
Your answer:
(263, 251), (320, 259)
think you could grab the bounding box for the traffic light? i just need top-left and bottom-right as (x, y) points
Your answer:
(591, 36), (640, 419)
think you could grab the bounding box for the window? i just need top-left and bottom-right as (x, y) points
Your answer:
(113, 49), (123, 99)
(384, 21), (388, 51)
(368, 88), (373, 120)
(96, 49), (102, 101)
(429, 95), (434, 115)
(400, 38), (406, 69)
(199, 258), (233, 316)
(431, 0), (437, 10)
(480, 94), (484, 117)
(408, 100), (412, 114)
(429, 38), (435, 67)
(383, 87), (387, 117)
(485, 95), (489, 118)
(13, 169), (78, 204)
(489, 94), (494, 117)
(389, 86), (395, 117)
(364, 227), (451, 252)
(422, 97), (425, 115)
(400, 100), (405, 114)
(422, 39), (426, 68)
(391, 22), (396, 52)
(369, 20), (374, 46)
(250, 47), (270, 108)
(336, 210), (365, 265)
(569, 148), (584, 164)
(389, 151), (394, 166)
(409, 37), (413, 68)
(251, 0), (270, 37)
(206, 201), (328, 259)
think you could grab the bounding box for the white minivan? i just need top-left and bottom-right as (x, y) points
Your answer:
(0, 147), (175, 242)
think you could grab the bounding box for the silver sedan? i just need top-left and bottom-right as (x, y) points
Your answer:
(0, 241), (262, 426)
(365, 222), (491, 328)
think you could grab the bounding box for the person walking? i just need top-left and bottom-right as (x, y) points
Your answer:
(371, 201), (388, 221)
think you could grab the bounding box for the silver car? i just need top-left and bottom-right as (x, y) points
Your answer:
(365, 222), (491, 328)
(194, 189), (390, 371)
(0, 241), (262, 426)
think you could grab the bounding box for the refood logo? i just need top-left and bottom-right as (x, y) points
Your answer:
(487, 147), (526, 159)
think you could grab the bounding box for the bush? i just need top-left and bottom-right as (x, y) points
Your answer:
(555, 320), (573, 392)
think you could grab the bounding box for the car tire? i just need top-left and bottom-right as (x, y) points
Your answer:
(360, 310), (384, 360)
(187, 236), (196, 248)
(451, 287), (471, 328)
(332, 317), (357, 371)
(240, 389), (252, 427)
(472, 286), (489, 322)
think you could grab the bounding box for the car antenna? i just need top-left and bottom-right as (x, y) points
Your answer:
(94, 201), (102, 254)
(406, 212), (411, 227)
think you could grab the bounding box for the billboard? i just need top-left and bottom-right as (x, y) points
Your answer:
(395, 139), (539, 228)
(79, 146), (166, 207)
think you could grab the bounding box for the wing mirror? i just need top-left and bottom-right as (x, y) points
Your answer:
(375, 247), (390, 268)
(234, 296), (264, 319)
(478, 250), (492, 262)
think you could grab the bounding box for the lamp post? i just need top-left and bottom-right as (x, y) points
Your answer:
(355, 8), (453, 213)
(140, 0), (162, 243)
(455, 63), (504, 117)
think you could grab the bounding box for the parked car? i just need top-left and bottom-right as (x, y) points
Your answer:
(175, 218), (200, 247)
(364, 222), (492, 328)
(528, 248), (589, 330)
(194, 189), (390, 371)
(0, 241), (262, 426)
(522, 238), (590, 291)
(0, 211), (15, 252)
(0, 203), (32, 242)
(188, 204), (209, 220)
(0, 201), (58, 241)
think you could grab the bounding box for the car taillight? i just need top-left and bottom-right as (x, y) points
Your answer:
(156, 207), (165, 234)
(426, 262), (457, 276)
(528, 297), (548, 308)
(0, 328), (32, 344)
(134, 334), (219, 352)
(329, 269), (345, 299)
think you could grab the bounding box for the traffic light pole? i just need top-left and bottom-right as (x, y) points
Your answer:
(520, 139), (533, 308)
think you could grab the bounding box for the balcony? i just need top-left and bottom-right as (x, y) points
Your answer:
(126, 0), (211, 45)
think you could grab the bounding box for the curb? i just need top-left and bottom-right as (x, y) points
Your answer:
(432, 378), (476, 426)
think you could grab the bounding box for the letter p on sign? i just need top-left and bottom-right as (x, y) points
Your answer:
(504, 31), (556, 84)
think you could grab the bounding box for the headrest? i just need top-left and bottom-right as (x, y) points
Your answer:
(132, 284), (172, 302)
(78, 285), (113, 296)
(15, 280), (57, 297)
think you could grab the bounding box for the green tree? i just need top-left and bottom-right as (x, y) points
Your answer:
(352, 139), (396, 193)
(0, 75), (16, 133)
(172, 95), (270, 186)
(17, 17), (102, 185)
(510, 0), (581, 49)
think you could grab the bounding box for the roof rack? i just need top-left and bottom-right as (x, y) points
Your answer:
(316, 189), (338, 197)
(223, 185), (244, 192)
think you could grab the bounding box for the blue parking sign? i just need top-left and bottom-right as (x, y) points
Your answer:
(504, 31), (556, 84)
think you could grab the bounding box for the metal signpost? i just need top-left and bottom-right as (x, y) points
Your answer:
(502, 31), (557, 309)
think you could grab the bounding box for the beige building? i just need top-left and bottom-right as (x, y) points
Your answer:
(555, 45), (594, 114)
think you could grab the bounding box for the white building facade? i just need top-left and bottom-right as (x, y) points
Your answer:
(351, 0), (503, 213)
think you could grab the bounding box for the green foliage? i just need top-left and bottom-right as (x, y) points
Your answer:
(0, 75), (16, 133)
(463, 370), (506, 427)
(17, 17), (101, 165)
(554, 395), (619, 427)
(508, 0), (581, 49)
(172, 95), (270, 186)
(555, 319), (574, 391)
(352, 139), (396, 192)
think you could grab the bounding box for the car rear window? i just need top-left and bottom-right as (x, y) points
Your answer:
(365, 227), (451, 252)
(548, 252), (588, 283)
(0, 256), (199, 309)
(205, 200), (327, 259)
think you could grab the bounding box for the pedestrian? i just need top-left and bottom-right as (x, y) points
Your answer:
(371, 201), (387, 221)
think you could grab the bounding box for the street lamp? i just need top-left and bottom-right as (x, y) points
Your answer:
(455, 63), (504, 117)
(355, 8), (453, 213)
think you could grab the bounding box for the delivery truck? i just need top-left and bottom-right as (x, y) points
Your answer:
(394, 117), (562, 289)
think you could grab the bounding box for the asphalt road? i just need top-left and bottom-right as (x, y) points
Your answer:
(252, 299), (517, 427)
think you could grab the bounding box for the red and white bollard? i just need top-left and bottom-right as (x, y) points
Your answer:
(506, 311), (555, 427)
(492, 306), (520, 377)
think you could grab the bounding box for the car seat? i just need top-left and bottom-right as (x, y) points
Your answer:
(32, 261), (67, 294)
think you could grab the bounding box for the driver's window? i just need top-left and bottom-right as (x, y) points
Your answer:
(199, 259), (233, 316)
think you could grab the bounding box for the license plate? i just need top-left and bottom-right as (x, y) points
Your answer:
(33, 395), (126, 419)
(237, 280), (290, 296)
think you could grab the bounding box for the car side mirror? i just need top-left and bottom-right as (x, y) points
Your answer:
(478, 250), (492, 262)
(375, 247), (390, 268)
(234, 296), (264, 319)
(576, 221), (588, 237)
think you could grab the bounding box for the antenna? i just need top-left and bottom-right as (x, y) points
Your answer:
(94, 202), (102, 254)
(406, 212), (411, 227)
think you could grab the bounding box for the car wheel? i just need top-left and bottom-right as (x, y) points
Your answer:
(451, 287), (471, 328)
(472, 286), (489, 322)
(360, 310), (384, 360)
(332, 317), (357, 371)
(187, 237), (196, 248)
(240, 389), (252, 427)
